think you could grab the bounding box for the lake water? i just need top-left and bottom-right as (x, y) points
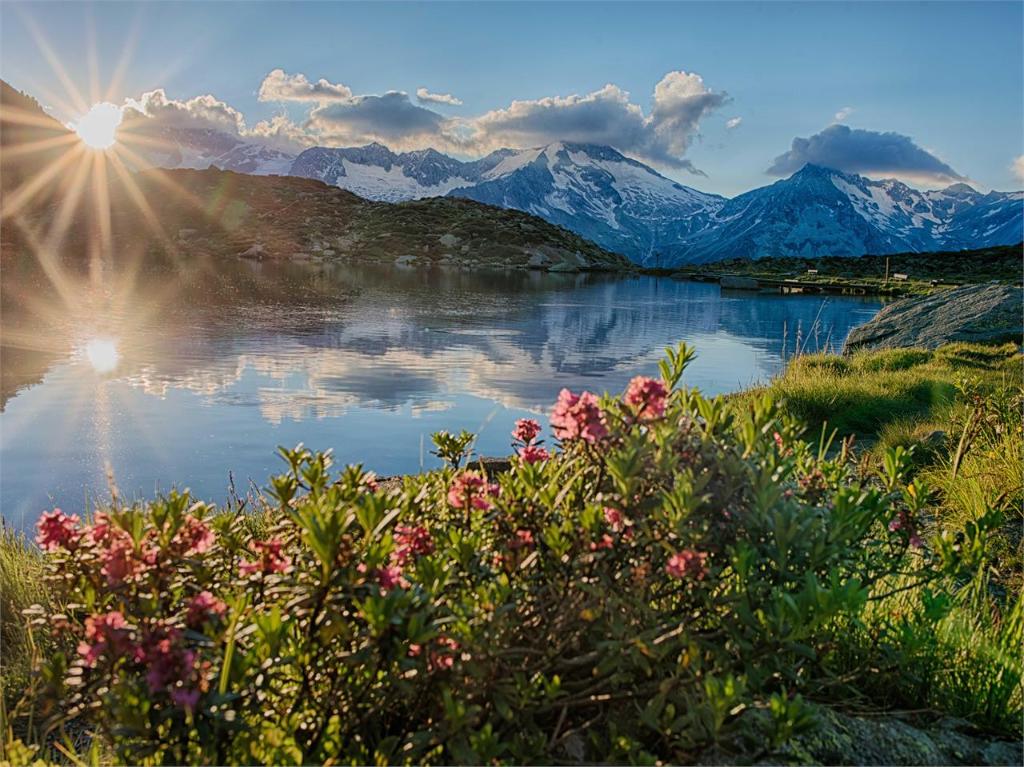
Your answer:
(0, 261), (881, 529)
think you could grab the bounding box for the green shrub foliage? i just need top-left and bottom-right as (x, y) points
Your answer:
(20, 344), (983, 764)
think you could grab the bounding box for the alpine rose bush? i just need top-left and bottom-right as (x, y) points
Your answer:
(18, 343), (975, 765)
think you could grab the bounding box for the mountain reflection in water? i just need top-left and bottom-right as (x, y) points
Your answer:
(0, 261), (881, 526)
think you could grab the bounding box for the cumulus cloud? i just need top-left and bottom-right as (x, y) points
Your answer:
(464, 71), (727, 173)
(307, 91), (449, 148)
(1011, 155), (1024, 184)
(767, 124), (965, 184)
(416, 87), (463, 106)
(119, 69), (727, 174)
(121, 88), (246, 134)
(117, 88), (308, 154)
(257, 69), (352, 103)
(725, 117), (742, 129)
(834, 106), (854, 122)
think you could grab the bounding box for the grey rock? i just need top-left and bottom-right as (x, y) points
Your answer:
(844, 282), (1022, 352)
(700, 706), (1023, 766)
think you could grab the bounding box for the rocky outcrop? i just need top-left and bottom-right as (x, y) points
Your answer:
(844, 282), (1022, 352)
(699, 705), (1022, 766)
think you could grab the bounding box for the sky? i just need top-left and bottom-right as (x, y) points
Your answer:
(2, 1), (1022, 196)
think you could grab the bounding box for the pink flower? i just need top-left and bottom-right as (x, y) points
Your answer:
(447, 471), (499, 511)
(186, 591), (227, 629)
(909, 534), (923, 549)
(888, 517), (903, 532)
(101, 536), (141, 585)
(603, 507), (627, 533)
(518, 445), (551, 464)
(77, 611), (138, 667)
(512, 418), (542, 445)
(589, 534), (615, 551)
(87, 512), (114, 545)
(239, 538), (291, 576)
(551, 389), (607, 444)
(362, 473), (379, 493)
(142, 626), (196, 696)
(624, 376), (668, 421)
(392, 524), (434, 565)
(666, 549), (708, 580)
(174, 515), (215, 555)
(428, 636), (460, 672)
(36, 509), (80, 552)
(509, 528), (535, 550)
(375, 564), (409, 591)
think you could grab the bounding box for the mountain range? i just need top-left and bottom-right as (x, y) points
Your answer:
(3, 77), (1021, 266)
(136, 124), (1022, 265)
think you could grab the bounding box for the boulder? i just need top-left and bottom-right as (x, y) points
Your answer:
(844, 282), (1022, 352)
(699, 705), (1022, 766)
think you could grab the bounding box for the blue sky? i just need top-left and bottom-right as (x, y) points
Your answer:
(2, 1), (1021, 196)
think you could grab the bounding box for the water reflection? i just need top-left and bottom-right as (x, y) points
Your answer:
(0, 261), (881, 525)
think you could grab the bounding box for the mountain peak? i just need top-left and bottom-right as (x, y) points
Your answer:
(943, 182), (979, 195)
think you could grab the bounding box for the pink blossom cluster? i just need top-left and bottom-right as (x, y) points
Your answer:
(889, 512), (923, 549)
(409, 635), (461, 672)
(447, 470), (500, 511)
(512, 418), (550, 463)
(78, 611), (140, 666)
(36, 509), (80, 551)
(37, 510), (216, 586)
(76, 612), (205, 712)
(551, 389), (608, 444)
(186, 591), (227, 629)
(666, 549), (708, 580)
(624, 376), (668, 421)
(239, 538), (291, 576)
(172, 515), (216, 556)
(392, 524), (434, 566)
(512, 418), (541, 445)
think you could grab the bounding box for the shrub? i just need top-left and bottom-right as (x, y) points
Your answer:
(7, 344), (1011, 764)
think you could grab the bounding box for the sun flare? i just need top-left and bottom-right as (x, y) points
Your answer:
(73, 102), (122, 149)
(83, 337), (120, 373)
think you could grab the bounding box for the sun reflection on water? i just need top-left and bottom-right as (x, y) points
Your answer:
(83, 337), (120, 373)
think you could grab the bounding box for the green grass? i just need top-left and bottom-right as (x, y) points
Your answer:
(742, 342), (1020, 440)
(0, 526), (51, 705)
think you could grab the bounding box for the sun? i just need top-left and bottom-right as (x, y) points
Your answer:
(74, 102), (123, 149)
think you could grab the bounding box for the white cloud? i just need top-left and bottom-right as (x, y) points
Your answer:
(120, 69), (728, 174)
(257, 69), (352, 103)
(725, 117), (742, 129)
(416, 87), (463, 106)
(463, 71), (728, 173)
(1011, 155), (1024, 183)
(834, 106), (854, 122)
(768, 123), (965, 185)
(122, 88), (246, 134)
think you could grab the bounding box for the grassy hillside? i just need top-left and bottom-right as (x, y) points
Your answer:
(673, 243), (1023, 295)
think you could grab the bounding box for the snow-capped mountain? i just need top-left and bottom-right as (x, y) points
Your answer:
(133, 124), (1022, 264)
(450, 143), (725, 265)
(676, 164), (1022, 264)
(287, 142), (1020, 264)
(289, 141), (724, 262)
(288, 143), (512, 203)
(121, 125), (295, 175)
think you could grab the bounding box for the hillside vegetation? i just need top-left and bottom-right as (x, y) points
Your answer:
(2, 343), (1020, 765)
(675, 243), (1023, 295)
